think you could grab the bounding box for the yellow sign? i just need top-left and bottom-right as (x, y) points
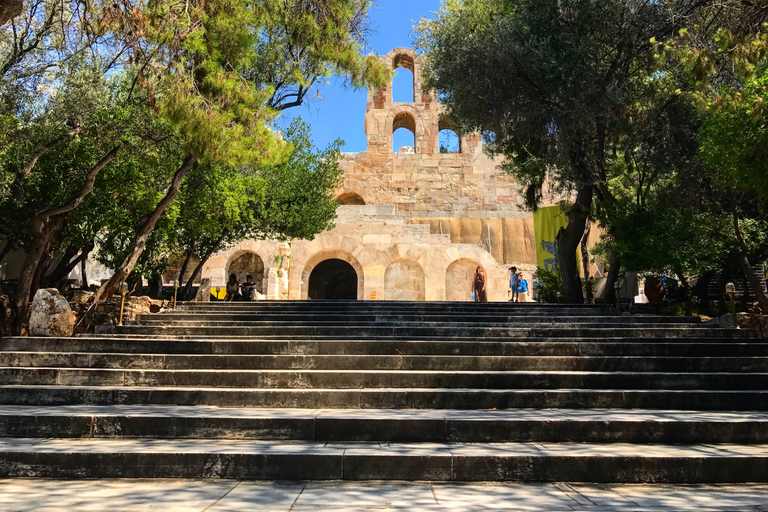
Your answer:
(533, 205), (570, 273)
(211, 287), (227, 300)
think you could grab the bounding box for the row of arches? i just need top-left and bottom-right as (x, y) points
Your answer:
(224, 250), (487, 301)
(392, 111), (461, 154)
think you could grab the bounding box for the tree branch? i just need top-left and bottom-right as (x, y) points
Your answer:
(34, 144), (122, 224)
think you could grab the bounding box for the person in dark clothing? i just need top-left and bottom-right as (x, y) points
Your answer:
(472, 266), (487, 302)
(240, 274), (257, 301)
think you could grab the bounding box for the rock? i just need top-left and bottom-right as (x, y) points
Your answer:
(0, 295), (15, 337)
(70, 290), (94, 304)
(28, 288), (76, 337)
(91, 295), (164, 328)
(195, 278), (212, 302)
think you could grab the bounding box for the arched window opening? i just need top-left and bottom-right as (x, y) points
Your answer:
(438, 129), (460, 153)
(438, 117), (461, 153)
(392, 54), (415, 103)
(337, 192), (366, 205)
(308, 259), (358, 300)
(393, 112), (416, 154)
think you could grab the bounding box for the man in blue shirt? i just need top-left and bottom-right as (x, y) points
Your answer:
(517, 273), (529, 302)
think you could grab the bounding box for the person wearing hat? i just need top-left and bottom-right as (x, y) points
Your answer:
(516, 272), (529, 302)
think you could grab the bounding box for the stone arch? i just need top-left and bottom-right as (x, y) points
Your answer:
(386, 106), (424, 154)
(301, 250), (365, 301)
(438, 116), (461, 153)
(446, 258), (484, 302)
(337, 191), (366, 205)
(226, 251), (265, 294)
(308, 259), (358, 299)
(393, 111), (416, 153)
(384, 258), (425, 301)
(392, 53), (415, 103)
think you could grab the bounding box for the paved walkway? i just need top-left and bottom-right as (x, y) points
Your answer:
(2, 479), (768, 511)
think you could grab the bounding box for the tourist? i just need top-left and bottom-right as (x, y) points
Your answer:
(509, 266), (518, 302)
(241, 274), (257, 301)
(472, 266), (487, 302)
(516, 272), (529, 302)
(224, 273), (239, 302)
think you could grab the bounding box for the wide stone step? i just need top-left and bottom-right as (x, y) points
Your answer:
(2, 437), (767, 482)
(96, 325), (750, 339)
(3, 352), (768, 372)
(2, 385), (766, 410)
(138, 315), (702, 325)
(1, 406), (767, 444)
(4, 337), (766, 356)
(1, 368), (766, 390)
(176, 301), (607, 310)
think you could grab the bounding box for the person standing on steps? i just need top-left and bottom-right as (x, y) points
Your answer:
(472, 266), (487, 302)
(509, 267), (518, 302)
(224, 273), (240, 302)
(516, 272), (529, 303)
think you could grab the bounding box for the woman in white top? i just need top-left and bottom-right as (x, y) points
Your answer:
(224, 273), (239, 302)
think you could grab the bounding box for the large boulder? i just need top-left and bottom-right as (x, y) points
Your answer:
(194, 278), (212, 302)
(29, 288), (76, 337)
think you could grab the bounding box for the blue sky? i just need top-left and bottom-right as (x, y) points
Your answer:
(278, 0), (443, 153)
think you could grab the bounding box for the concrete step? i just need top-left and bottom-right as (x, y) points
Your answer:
(96, 325), (752, 339)
(2, 385), (766, 410)
(3, 352), (768, 372)
(4, 337), (766, 356)
(1, 406), (767, 444)
(1, 437), (767, 482)
(1, 368), (766, 390)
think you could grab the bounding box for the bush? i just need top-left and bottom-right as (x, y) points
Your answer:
(535, 266), (563, 303)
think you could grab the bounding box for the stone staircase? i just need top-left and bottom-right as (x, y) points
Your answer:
(0, 301), (767, 482)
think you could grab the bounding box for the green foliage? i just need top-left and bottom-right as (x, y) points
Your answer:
(253, 119), (343, 241)
(534, 266), (563, 304)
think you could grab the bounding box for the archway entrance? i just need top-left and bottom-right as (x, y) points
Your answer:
(228, 252), (265, 294)
(308, 259), (358, 300)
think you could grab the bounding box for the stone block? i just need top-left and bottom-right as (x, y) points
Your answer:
(194, 278), (211, 302)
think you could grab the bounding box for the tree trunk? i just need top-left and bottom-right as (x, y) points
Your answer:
(0, 241), (13, 265)
(181, 255), (210, 301)
(15, 218), (62, 335)
(93, 155), (197, 303)
(44, 244), (79, 288)
(177, 246), (195, 289)
(32, 250), (53, 297)
(580, 221), (591, 279)
(80, 253), (88, 290)
(557, 185), (593, 303)
(602, 252), (621, 305)
(733, 212), (768, 314)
